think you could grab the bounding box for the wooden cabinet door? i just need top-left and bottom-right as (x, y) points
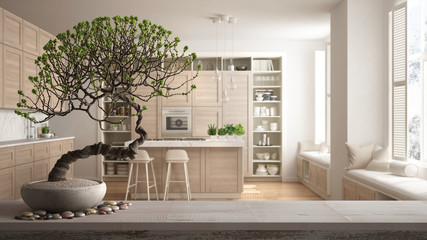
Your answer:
(192, 107), (222, 137)
(0, 167), (14, 200)
(23, 20), (39, 55)
(49, 140), (62, 157)
(192, 72), (221, 106)
(14, 162), (33, 199)
(356, 183), (376, 200)
(342, 177), (357, 200)
(33, 142), (49, 161)
(39, 28), (52, 54)
(22, 53), (37, 103)
(3, 9), (23, 49)
(206, 147), (240, 193)
(15, 144), (33, 166)
(33, 159), (49, 181)
(296, 157), (303, 179)
(0, 146), (14, 169)
(131, 99), (159, 140)
(3, 45), (22, 108)
(62, 139), (74, 154)
(317, 166), (328, 196)
(308, 163), (318, 187)
(161, 72), (192, 107)
(0, 44), (2, 107)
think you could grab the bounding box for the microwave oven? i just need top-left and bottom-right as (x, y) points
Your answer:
(161, 107), (192, 137)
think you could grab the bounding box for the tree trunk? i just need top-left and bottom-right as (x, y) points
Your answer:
(48, 102), (147, 182)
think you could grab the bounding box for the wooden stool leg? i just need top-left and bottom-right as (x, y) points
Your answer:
(134, 163), (139, 200)
(163, 163), (172, 201)
(125, 162), (133, 201)
(150, 161), (159, 200)
(183, 162), (191, 201)
(145, 162), (150, 201)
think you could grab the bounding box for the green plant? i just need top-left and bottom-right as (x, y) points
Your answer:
(42, 126), (49, 134)
(234, 124), (245, 135)
(207, 124), (217, 135)
(218, 128), (227, 136)
(224, 124), (235, 135)
(14, 16), (199, 182)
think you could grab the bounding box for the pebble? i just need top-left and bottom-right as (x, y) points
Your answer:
(34, 210), (47, 216)
(28, 217), (35, 221)
(104, 201), (117, 206)
(127, 202), (133, 206)
(106, 211), (114, 214)
(52, 215), (62, 220)
(45, 213), (53, 220)
(61, 211), (74, 219)
(111, 206), (119, 211)
(100, 207), (112, 212)
(98, 211), (107, 215)
(97, 204), (107, 209)
(20, 211), (33, 217)
(85, 208), (97, 214)
(33, 214), (41, 219)
(119, 205), (128, 210)
(74, 212), (85, 217)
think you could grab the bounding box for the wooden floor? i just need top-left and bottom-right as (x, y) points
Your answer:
(104, 181), (322, 201)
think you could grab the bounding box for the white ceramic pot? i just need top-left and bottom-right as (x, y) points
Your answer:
(209, 135), (217, 141)
(218, 135), (226, 141)
(267, 164), (279, 175)
(255, 164), (268, 175)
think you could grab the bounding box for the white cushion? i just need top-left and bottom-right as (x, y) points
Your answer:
(345, 143), (376, 169)
(366, 146), (391, 172)
(345, 169), (427, 200)
(298, 152), (330, 168)
(389, 160), (418, 177)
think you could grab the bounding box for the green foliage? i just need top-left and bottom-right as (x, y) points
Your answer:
(217, 128), (227, 136)
(234, 124), (245, 135)
(224, 124), (235, 136)
(42, 126), (49, 134)
(207, 124), (217, 135)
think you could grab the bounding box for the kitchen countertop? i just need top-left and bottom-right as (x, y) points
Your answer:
(0, 136), (75, 148)
(124, 139), (245, 148)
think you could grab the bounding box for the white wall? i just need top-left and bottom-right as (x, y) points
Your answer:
(0, 109), (28, 141)
(330, 0), (393, 199)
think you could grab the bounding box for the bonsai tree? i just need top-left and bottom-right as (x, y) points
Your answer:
(15, 16), (199, 182)
(207, 124), (217, 136)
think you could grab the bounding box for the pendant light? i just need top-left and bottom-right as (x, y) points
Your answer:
(221, 15), (229, 103)
(213, 17), (221, 81)
(228, 17), (237, 90)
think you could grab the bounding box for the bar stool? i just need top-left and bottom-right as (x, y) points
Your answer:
(163, 149), (191, 201)
(125, 150), (159, 201)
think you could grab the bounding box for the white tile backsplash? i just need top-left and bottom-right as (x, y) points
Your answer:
(0, 109), (46, 142)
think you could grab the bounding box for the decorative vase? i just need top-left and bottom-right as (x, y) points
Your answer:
(218, 135), (226, 141)
(271, 153), (278, 160)
(209, 135), (217, 141)
(21, 179), (106, 212)
(255, 164), (268, 175)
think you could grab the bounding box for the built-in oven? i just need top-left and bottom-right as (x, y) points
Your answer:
(161, 107), (192, 137)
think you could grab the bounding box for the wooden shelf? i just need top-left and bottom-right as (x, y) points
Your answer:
(252, 160), (281, 163)
(252, 145), (281, 148)
(253, 101), (280, 103)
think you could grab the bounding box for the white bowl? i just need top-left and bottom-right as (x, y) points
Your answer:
(256, 97), (263, 101)
(41, 133), (53, 138)
(263, 153), (270, 160)
(256, 153), (265, 160)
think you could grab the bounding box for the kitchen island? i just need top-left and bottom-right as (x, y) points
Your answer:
(124, 139), (245, 199)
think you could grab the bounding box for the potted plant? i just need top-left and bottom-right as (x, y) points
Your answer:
(234, 123), (245, 141)
(15, 16), (199, 212)
(217, 127), (227, 141)
(224, 124), (235, 141)
(207, 124), (217, 141)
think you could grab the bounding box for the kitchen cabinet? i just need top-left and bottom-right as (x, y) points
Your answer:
(192, 107), (222, 137)
(15, 144), (33, 166)
(0, 43), (2, 107)
(22, 53), (37, 104)
(192, 71), (222, 107)
(49, 140), (62, 157)
(0, 146), (14, 169)
(34, 142), (49, 161)
(342, 176), (357, 200)
(14, 162), (33, 199)
(131, 84), (160, 140)
(161, 72), (192, 107)
(3, 9), (22, 50)
(62, 139), (74, 154)
(39, 28), (53, 54)
(3, 45), (22, 108)
(33, 158), (49, 181)
(23, 20), (39, 55)
(206, 147), (241, 193)
(0, 167), (14, 200)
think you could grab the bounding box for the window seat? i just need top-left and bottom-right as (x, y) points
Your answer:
(298, 151), (330, 168)
(344, 169), (427, 200)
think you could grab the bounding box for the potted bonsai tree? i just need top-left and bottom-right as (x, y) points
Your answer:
(217, 127), (227, 141)
(224, 124), (235, 141)
(207, 124), (217, 141)
(15, 16), (199, 212)
(234, 123), (245, 141)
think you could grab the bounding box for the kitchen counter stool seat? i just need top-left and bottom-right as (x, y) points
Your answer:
(164, 149), (191, 201)
(125, 150), (159, 201)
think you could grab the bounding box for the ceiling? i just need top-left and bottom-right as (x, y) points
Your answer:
(0, 0), (342, 43)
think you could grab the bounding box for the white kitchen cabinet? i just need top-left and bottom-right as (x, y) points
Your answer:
(192, 71), (222, 107)
(3, 9), (22, 50)
(161, 71), (192, 107)
(192, 106), (222, 137)
(23, 20), (39, 55)
(3, 45), (22, 108)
